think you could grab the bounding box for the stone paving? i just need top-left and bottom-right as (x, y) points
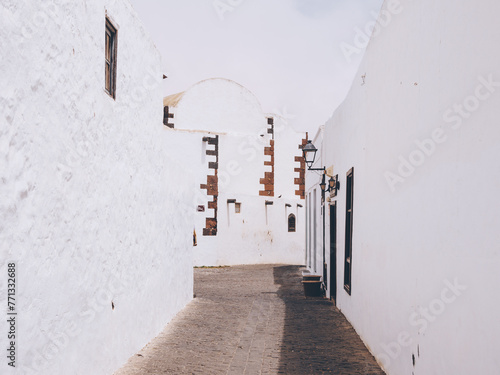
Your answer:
(114, 264), (385, 375)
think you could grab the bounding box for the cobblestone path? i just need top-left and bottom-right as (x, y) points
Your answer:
(114, 264), (385, 375)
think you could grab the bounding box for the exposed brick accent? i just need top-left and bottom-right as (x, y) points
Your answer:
(294, 177), (305, 185)
(267, 117), (274, 137)
(163, 106), (174, 128)
(201, 135), (219, 236)
(295, 133), (308, 199)
(207, 199), (217, 210)
(259, 133), (274, 197)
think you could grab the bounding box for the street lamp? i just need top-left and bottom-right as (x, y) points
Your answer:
(302, 140), (324, 171)
(302, 140), (339, 193)
(327, 175), (339, 192)
(319, 178), (326, 192)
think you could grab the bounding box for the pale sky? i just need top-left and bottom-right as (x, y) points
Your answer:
(130, 0), (384, 134)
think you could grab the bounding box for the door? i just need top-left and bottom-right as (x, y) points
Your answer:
(329, 202), (337, 302)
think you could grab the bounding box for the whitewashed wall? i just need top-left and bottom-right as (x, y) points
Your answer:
(0, 1), (194, 374)
(319, 0), (500, 374)
(167, 79), (305, 266)
(305, 127), (325, 276)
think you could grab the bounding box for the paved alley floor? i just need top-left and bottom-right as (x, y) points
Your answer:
(114, 265), (385, 375)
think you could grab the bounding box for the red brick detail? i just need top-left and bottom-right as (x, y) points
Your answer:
(260, 177), (273, 185)
(294, 134), (308, 199)
(259, 137), (274, 197)
(201, 135), (219, 236)
(203, 228), (217, 236)
(206, 218), (217, 229)
(294, 177), (304, 185)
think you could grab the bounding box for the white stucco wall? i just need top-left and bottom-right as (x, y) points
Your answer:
(305, 127), (325, 277)
(166, 79), (306, 266)
(0, 1), (193, 374)
(317, 0), (500, 374)
(172, 78), (266, 135)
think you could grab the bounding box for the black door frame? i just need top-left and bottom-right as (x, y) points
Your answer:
(329, 202), (337, 302)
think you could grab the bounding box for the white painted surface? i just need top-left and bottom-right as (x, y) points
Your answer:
(305, 127), (325, 277)
(0, 1), (193, 374)
(167, 79), (306, 266)
(172, 78), (266, 135)
(311, 0), (500, 374)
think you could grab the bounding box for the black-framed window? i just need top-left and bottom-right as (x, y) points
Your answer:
(105, 17), (117, 99)
(288, 214), (296, 232)
(344, 167), (354, 294)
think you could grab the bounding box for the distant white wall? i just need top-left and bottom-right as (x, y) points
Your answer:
(172, 78), (266, 135)
(318, 1), (500, 374)
(167, 79), (306, 266)
(0, 1), (193, 374)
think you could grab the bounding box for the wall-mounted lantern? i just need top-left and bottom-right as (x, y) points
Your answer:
(302, 140), (323, 171)
(302, 140), (340, 195)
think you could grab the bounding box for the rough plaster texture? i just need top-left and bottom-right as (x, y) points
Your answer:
(0, 1), (193, 374)
(166, 79), (306, 266)
(308, 1), (500, 374)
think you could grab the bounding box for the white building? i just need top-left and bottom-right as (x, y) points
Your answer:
(164, 78), (306, 266)
(304, 125), (326, 275)
(1, 1), (194, 374)
(306, 0), (500, 374)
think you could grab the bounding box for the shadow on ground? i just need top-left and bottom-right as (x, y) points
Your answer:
(273, 265), (385, 375)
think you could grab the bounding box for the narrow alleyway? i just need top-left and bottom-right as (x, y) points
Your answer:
(114, 265), (384, 375)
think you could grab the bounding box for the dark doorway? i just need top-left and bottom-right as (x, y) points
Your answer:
(329, 202), (337, 302)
